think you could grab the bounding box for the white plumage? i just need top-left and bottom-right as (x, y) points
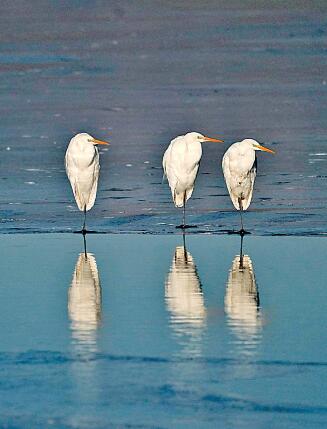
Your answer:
(68, 252), (102, 349)
(165, 245), (206, 326)
(163, 131), (223, 226)
(65, 132), (109, 230)
(222, 139), (274, 230)
(68, 252), (102, 328)
(163, 133), (201, 208)
(225, 253), (262, 347)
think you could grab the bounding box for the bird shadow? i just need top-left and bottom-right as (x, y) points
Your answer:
(73, 230), (99, 235)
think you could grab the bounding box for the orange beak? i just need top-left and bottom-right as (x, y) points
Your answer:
(257, 144), (275, 154)
(203, 136), (224, 143)
(93, 138), (110, 145)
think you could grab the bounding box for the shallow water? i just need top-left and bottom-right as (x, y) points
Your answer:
(0, 233), (326, 428)
(0, 1), (327, 235)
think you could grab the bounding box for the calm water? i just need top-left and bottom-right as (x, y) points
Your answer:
(0, 1), (327, 235)
(0, 233), (326, 428)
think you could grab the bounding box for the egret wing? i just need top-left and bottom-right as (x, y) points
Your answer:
(162, 147), (169, 182)
(242, 157), (257, 210)
(65, 147), (100, 211)
(222, 152), (240, 210)
(86, 151), (100, 210)
(222, 148), (257, 211)
(162, 142), (179, 201)
(65, 149), (85, 211)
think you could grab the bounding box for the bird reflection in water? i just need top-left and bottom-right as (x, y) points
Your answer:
(224, 233), (262, 357)
(165, 233), (206, 358)
(68, 234), (102, 355)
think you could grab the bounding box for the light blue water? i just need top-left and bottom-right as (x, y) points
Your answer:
(0, 233), (326, 428)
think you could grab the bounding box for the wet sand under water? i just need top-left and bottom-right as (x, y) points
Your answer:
(0, 233), (326, 428)
(0, 1), (327, 235)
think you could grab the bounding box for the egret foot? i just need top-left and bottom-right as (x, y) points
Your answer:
(74, 229), (97, 235)
(224, 229), (250, 235)
(239, 228), (251, 236)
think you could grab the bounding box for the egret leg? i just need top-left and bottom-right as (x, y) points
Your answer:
(176, 193), (187, 229)
(239, 231), (244, 269)
(182, 229), (188, 261)
(176, 192), (197, 229)
(183, 192), (186, 229)
(82, 205), (87, 234)
(83, 231), (87, 259)
(238, 198), (245, 234)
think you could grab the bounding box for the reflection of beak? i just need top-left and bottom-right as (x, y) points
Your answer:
(257, 144), (274, 154)
(92, 138), (110, 145)
(203, 136), (224, 143)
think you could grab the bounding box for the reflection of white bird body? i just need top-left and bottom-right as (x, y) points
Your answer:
(163, 132), (223, 227)
(68, 252), (102, 400)
(222, 139), (274, 230)
(225, 254), (261, 340)
(68, 253), (101, 335)
(165, 246), (206, 327)
(65, 132), (109, 231)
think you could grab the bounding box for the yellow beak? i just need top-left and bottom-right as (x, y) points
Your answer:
(203, 136), (224, 143)
(257, 144), (275, 154)
(93, 138), (110, 145)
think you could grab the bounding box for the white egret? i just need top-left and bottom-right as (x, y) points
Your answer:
(165, 234), (206, 358)
(68, 250), (101, 349)
(224, 249), (262, 355)
(163, 132), (223, 228)
(222, 139), (274, 233)
(165, 243), (206, 327)
(65, 132), (109, 233)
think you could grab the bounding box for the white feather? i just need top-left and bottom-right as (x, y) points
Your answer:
(65, 133), (101, 212)
(68, 252), (101, 340)
(165, 246), (206, 325)
(225, 254), (262, 340)
(222, 139), (257, 211)
(162, 132), (202, 208)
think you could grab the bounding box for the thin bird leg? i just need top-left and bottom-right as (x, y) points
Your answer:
(82, 205), (87, 234)
(238, 198), (244, 234)
(239, 232), (244, 269)
(183, 192), (186, 228)
(83, 232), (87, 259)
(182, 230), (188, 261)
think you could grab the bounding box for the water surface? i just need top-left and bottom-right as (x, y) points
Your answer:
(0, 233), (326, 428)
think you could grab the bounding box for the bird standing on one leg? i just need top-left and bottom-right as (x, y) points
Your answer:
(222, 138), (275, 234)
(163, 132), (223, 228)
(65, 132), (109, 234)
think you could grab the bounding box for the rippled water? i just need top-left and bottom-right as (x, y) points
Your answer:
(0, 1), (327, 235)
(0, 233), (326, 428)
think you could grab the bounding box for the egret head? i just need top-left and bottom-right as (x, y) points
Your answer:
(186, 132), (224, 144)
(72, 132), (110, 146)
(243, 139), (274, 154)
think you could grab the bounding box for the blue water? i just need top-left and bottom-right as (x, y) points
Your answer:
(0, 233), (326, 428)
(0, 1), (327, 235)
